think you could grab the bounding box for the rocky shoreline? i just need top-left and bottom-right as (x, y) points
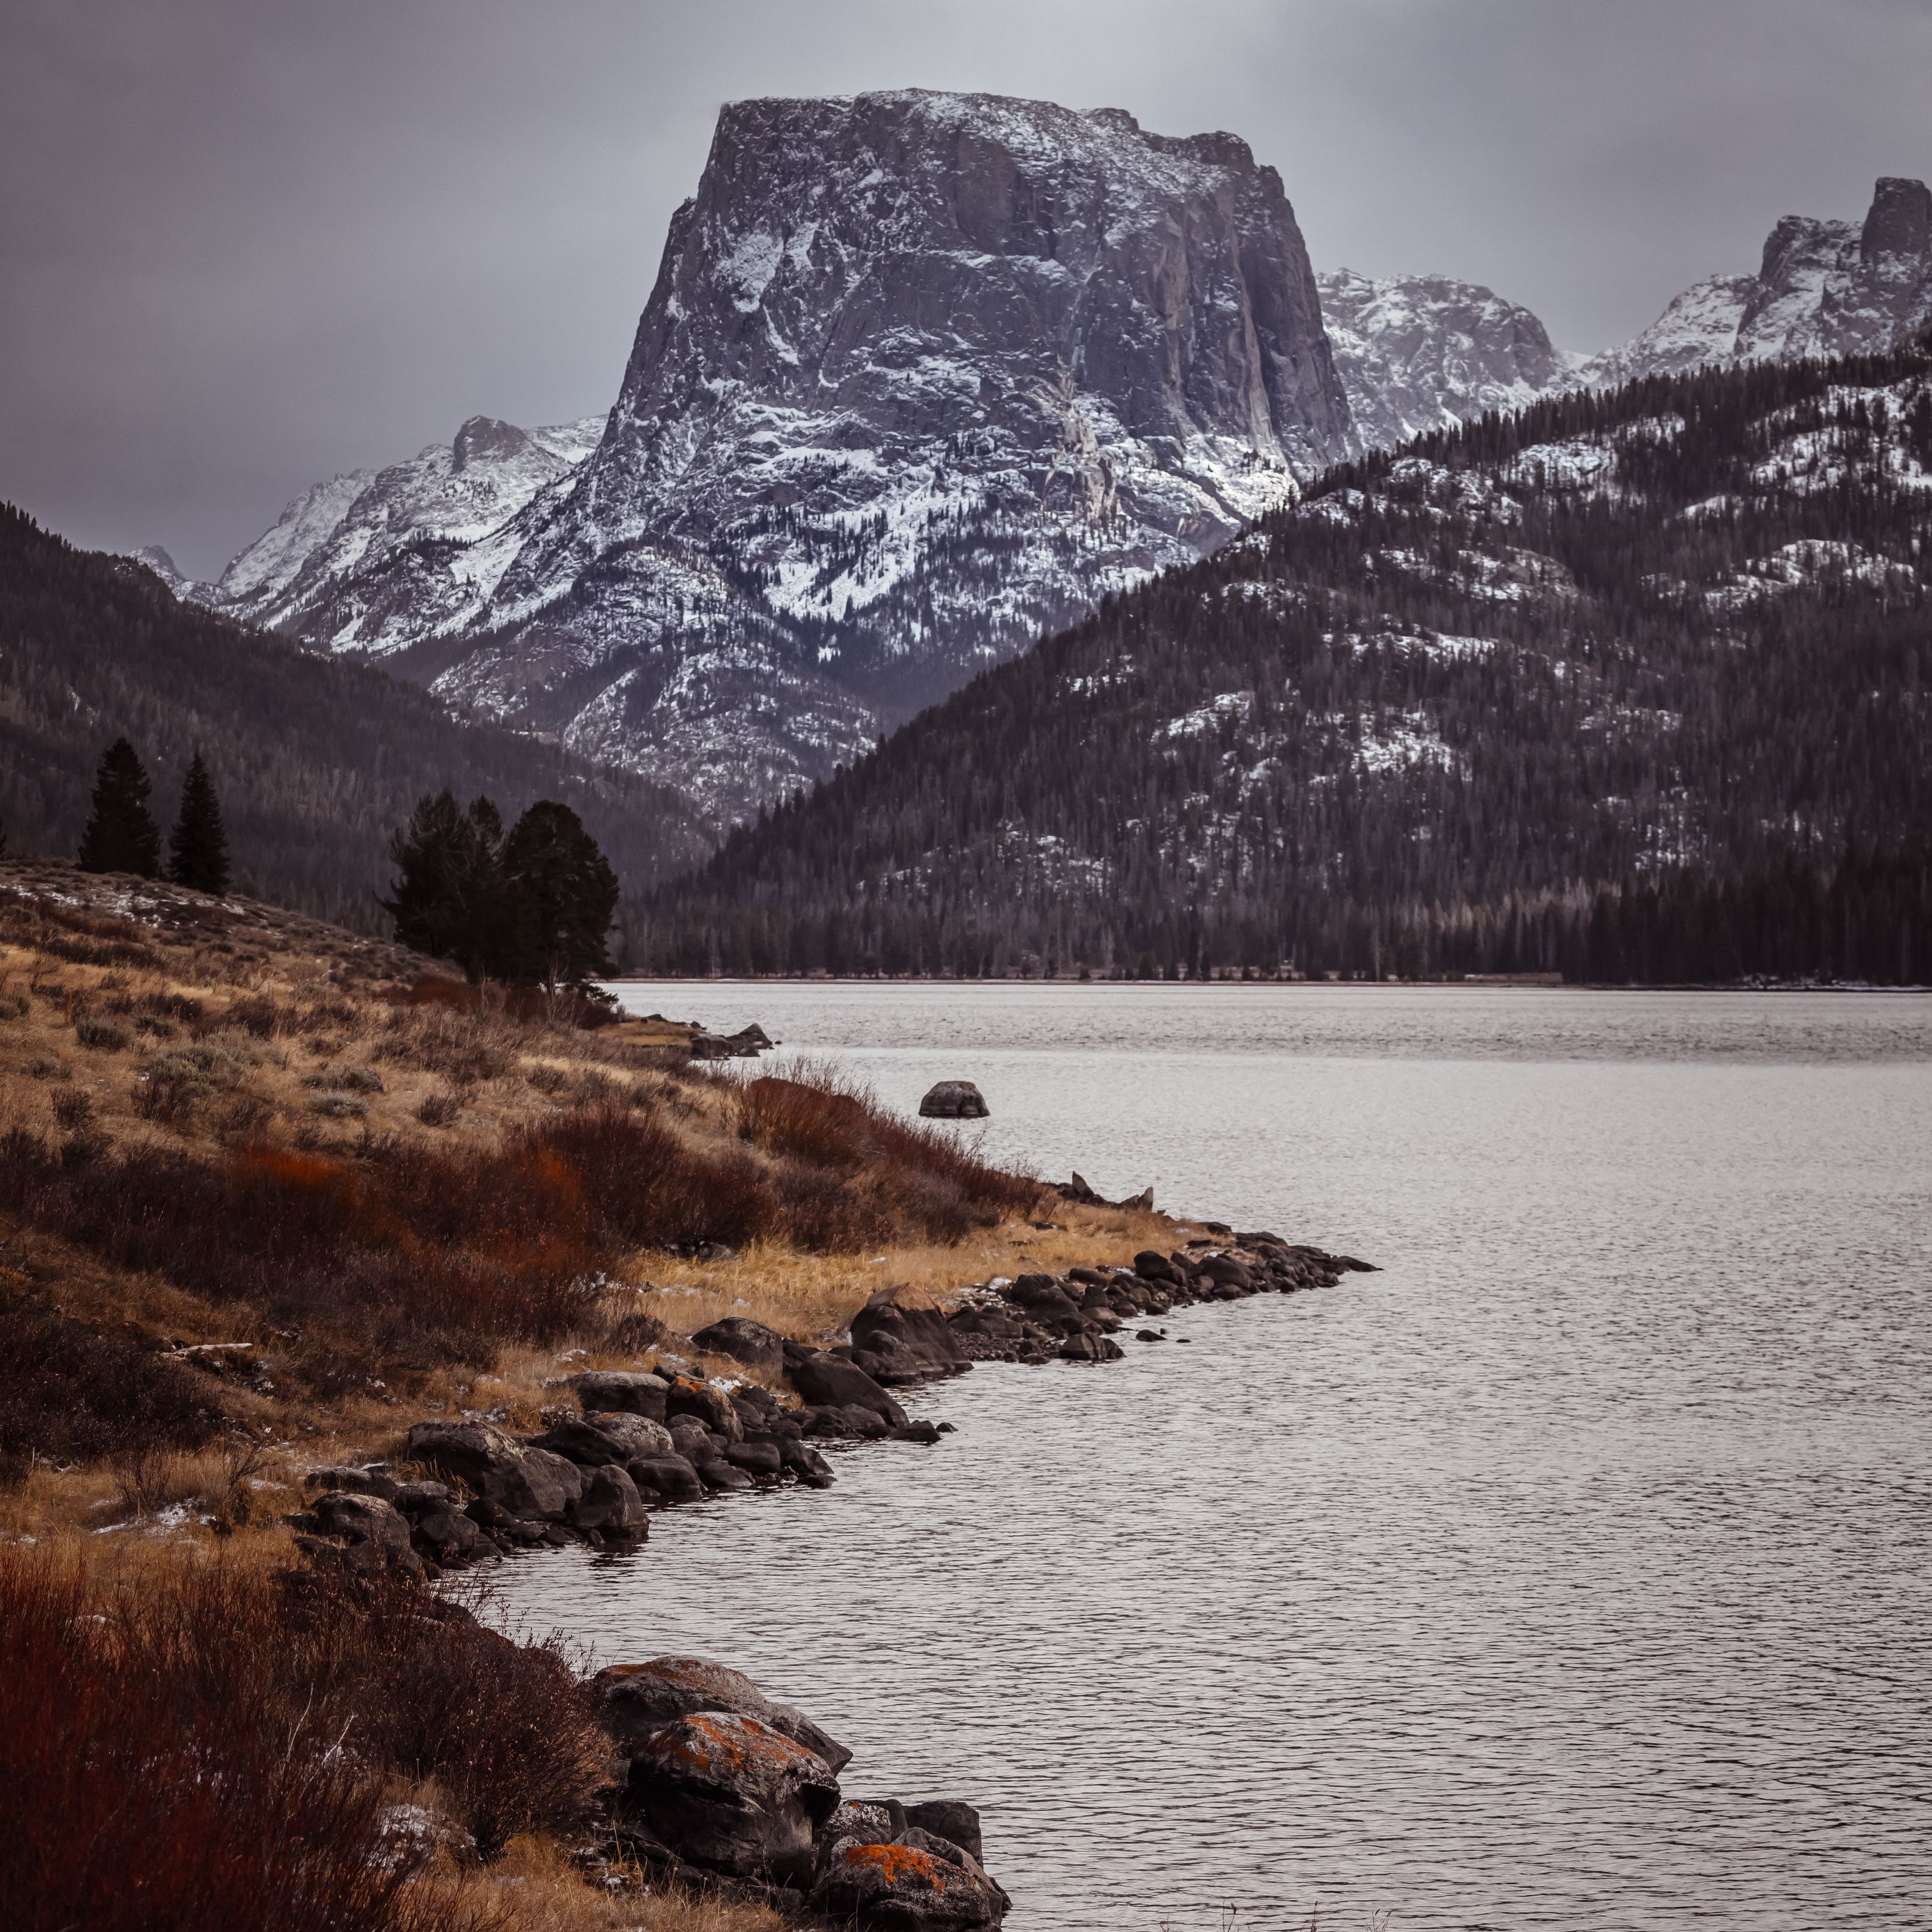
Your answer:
(290, 1217), (1375, 1926)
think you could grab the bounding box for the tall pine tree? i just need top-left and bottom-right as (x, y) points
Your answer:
(76, 737), (161, 878)
(500, 801), (619, 991)
(167, 751), (230, 894)
(380, 791), (507, 980)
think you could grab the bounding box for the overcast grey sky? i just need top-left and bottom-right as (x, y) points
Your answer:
(3, 0), (1927, 578)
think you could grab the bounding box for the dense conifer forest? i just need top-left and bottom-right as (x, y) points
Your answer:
(0, 507), (711, 928)
(636, 343), (1932, 982)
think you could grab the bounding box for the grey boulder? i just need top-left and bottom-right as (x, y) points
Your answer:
(786, 1351), (908, 1427)
(918, 1081), (988, 1119)
(569, 1370), (671, 1421)
(535, 1411), (675, 1466)
(625, 1454), (706, 1503)
(404, 1423), (580, 1521)
(690, 1316), (787, 1375)
(849, 1286), (972, 1385)
(571, 1462), (649, 1536)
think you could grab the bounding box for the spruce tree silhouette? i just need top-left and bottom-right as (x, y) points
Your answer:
(76, 737), (161, 878)
(499, 800), (619, 991)
(167, 751), (230, 895)
(380, 791), (506, 979)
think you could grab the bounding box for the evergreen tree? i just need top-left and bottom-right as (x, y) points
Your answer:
(76, 737), (161, 878)
(380, 792), (506, 979)
(499, 801), (619, 990)
(166, 751), (229, 894)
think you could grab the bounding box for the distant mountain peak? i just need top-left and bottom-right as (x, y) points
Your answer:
(177, 87), (1349, 821)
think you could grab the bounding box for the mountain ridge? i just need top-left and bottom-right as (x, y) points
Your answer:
(0, 505), (711, 929)
(631, 338), (1932, 981)
(149, 97), (1931, 824)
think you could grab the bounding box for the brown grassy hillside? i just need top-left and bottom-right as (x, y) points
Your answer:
(0, 858), (1176, 1543)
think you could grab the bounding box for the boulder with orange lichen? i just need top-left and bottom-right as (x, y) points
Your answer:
(593, 1655), (853, 1774)
(625, 1709), (840, 1883)
(808, 1833), (1008, 1929)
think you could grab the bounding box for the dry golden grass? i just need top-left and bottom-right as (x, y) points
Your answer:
(621, 1200), (1184, 1346)
(453, 1837), (783, 1932)
(0, 860), (1204, 1537)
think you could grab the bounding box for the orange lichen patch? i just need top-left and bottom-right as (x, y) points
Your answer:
(653, 1712), (821, 1781)
(840, 1843), (967, 1892)
(607, 1657), (763, 1707)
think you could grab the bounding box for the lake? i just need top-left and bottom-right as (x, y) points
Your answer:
(489, 984), (1932, 1930)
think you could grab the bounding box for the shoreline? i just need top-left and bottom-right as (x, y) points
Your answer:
(295, 1217), (1377, 1926)
(601, 974), (1932, 993)
(0, 858), (1391, 1931)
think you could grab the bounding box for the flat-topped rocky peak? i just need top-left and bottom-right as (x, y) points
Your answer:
(1862, 175), (1932, 270)
(614, 85), (1345, 475)
(447, 86), (1351, 817)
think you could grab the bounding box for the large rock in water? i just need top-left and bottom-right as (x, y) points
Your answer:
(919, 1081), (988, 1120)
(809, 1835), (1009, 1929)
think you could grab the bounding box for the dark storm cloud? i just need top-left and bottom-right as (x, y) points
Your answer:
(3, 0), (1926, 577)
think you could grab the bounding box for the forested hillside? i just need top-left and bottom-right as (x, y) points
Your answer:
(0, 507), (710, 928)
(638, 342), (1932, 983)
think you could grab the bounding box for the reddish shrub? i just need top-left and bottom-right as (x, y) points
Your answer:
(0, 1553), (492, 1932)
(0, 1298), (220, 1482)
(736, 1068), (1038, 1245)
(388, 976), (616, 1030)
(356, 1599), (609, 1856)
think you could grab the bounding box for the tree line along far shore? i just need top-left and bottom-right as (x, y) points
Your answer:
(63, 737), (620, 993)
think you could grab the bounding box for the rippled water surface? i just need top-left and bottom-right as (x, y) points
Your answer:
(493, 987), (1932, 1930)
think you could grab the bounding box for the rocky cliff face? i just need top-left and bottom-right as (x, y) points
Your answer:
(454, 90), (1351, 816)
(1582, 177), (1932, 386)
(175, 90), (1350, 821)
(1318, 268), (1578, 450)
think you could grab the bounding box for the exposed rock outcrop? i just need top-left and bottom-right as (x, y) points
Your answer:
(1319, 268), (1577, 452)
(593, 1657), (1006, 1925)
(173, 89), (1349, 821)
(1582, 177), (1932, 386)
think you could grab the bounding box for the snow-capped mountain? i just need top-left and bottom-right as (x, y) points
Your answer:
(173, 90), (1350, 820)
(446, 89), (1352, 817)
(1317, 177), (1932, 430)
(194, 412), (606, 645)
(1318, 268), (1578, 450)
(1581, 177), (1932, 386)
(165, 118), (1930, 824)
